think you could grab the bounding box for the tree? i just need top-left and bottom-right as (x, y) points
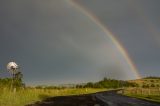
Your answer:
(13, 71), (24, 87)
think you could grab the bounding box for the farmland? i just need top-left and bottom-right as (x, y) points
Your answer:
(123, 88), (160, 103)
(0, 77), (160, 106)
(0, 87), (106, 106)
(123, 77), (160, 103)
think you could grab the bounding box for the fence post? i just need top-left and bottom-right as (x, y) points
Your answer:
(148, 89), (150, 95)
(141, 89), (143, 95)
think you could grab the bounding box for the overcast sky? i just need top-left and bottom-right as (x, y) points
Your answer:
(0, 0), (160, 85)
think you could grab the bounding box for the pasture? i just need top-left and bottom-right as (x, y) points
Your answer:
(0, 87), (106, 106)
(123, 88), (160, 103)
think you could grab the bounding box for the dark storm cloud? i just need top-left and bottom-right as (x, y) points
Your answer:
(76, 0), (160, 76)
(0, 0), (139, 85)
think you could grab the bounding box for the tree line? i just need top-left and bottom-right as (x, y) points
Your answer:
(76, 77), (138, 88)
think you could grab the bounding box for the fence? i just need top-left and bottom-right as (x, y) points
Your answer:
(122, 88), (160, 95)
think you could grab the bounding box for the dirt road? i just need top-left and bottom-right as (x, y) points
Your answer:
(27, 90), (160, 106)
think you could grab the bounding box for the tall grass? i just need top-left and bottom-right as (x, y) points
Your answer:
(123, 87), (160, 95)
(0, 87), (106, 106)
(122, 87), (160, 103)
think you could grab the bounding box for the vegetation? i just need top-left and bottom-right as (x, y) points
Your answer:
(0, 87), (106, 106)
(123, 88), (160, 103)
(143, 76), (160, 79)
(0, 76), (137, 106)
(76, 77), (138, 88)
(0, 72), (24, 89)
(0, 75), (106, 106)
(128, 77), (160, 88)
(34, 77), (138, 90)
(1, 68), (160, 106)
(122, 77), (160, 103)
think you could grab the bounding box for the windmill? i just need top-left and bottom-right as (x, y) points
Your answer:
(7, 62), (23, 92)
(7, 62), (19, 79)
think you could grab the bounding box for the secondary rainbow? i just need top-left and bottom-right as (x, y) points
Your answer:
(67, 0), (141, 79)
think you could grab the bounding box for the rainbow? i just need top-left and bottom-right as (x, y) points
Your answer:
(67, 0), (141, 79)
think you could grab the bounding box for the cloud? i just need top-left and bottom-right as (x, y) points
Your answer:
(0, 0), (150, 85)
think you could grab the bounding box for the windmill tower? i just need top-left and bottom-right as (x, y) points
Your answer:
(7, 62), (19, 90)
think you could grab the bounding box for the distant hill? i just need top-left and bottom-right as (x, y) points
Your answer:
(143, 76), (160, 79)
(128, 77), (160, 88)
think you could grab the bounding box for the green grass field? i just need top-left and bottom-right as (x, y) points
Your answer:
(123, 87), (160, 103)
(126, 94), (160, 103)
(0, 88), (106, 106)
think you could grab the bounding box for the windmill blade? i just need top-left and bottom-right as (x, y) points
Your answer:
(7, 62), (19, 75)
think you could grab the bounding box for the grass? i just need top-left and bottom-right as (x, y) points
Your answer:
(1, 77), (159, 106)
(129, 78), (160, 87)
(125, 94), (160, 103)
(122, 78), (160, 103)
(122, 87), (160, 103)
(0, 87), (107, 106)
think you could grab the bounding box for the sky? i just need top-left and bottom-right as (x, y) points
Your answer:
(0, 0), (160, 85)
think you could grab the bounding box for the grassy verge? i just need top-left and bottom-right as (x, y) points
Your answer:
(125, 94), (160, 103)
(122, 88), (160, 103)
(0, 88), (107, 106)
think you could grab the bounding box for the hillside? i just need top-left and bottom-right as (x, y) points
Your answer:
(128, 77), (160, 88)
